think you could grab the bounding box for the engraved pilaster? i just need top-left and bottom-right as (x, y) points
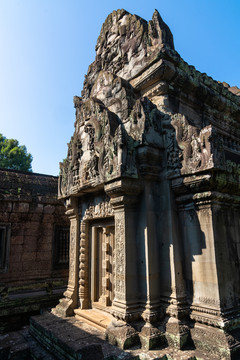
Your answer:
(79, 220), (89, 308)
(105, 179), (142, 322)
(53, 197), (79, 316)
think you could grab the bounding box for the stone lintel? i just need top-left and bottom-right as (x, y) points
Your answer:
(105, 178), (142, 202)
(73, 183), (104, 197)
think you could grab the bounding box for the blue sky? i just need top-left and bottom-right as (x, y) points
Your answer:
(0, 0), (239, 175)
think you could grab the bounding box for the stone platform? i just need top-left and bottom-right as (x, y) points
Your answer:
(2, 311), (239, 359)
(27, 312), (221, 359)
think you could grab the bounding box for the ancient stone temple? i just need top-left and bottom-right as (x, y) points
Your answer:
(55, 9), (240, 358)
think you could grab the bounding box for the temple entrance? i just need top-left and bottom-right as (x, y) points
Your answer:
(90, 222), (115, 310)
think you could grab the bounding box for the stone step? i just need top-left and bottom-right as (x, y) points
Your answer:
(29, 312), (134, 360)
(28, 312), (208, 359)
(74, 308), (113, 331)
(0, 328), (30, 360)
(23, 331), (56, 360)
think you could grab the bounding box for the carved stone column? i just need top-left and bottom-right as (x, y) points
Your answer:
(172, 173), (240, 358)
(105, 179), (141, 349)
(79, 220), (89, 309)
(106, 182), (141, 321)
(136, 146), (169, 349)
(163, 186), (190, 350)
(161, 179), (189, 350)
(53, 197), (79, 317)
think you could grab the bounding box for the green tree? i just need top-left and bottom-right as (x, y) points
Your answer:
(0, 134), (33, 172)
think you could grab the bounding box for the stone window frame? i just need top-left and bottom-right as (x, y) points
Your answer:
(0, 223), (11, 273)
(53, 224), (70, 270)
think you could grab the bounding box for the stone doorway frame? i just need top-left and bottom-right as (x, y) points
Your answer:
(89, 221), (115, 312)
(78, 198), (115, 312)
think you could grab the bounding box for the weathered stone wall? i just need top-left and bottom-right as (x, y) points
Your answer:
(0, 168), (69, 332)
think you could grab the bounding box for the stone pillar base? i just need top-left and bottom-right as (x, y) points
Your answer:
(191, 323), (240, 359)
(139, 323), (167, 350)
(111, 300), (141, 322)
(52, 297), (75, 317)
(141, 303), (163, 323)
(52, 286), (78, 317)
(165, 317), (190, 350)
(106, 320), (140, 350)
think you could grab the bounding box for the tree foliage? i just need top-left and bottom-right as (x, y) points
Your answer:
(0, 134), (33, 172)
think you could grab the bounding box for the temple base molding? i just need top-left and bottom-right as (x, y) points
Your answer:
(165, 317), (190, 350)
(190, 322), (240, 359)
(139, 323), (167, 350)
(106, 321), (140, 350)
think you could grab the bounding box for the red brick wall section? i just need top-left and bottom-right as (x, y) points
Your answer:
(0, 168), (69, 284)
(0, 168), (70, 332)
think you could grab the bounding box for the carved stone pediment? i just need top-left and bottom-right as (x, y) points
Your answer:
(90, 71), (137, 122)
(59, 99), (123, 196)
(59, 72), (164, 198)
(170, 114), (226, 174)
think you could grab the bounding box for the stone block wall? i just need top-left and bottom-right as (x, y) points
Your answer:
(0, 168), (70, 332)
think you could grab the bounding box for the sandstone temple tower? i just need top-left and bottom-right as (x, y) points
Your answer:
(56, 9), (240, 358)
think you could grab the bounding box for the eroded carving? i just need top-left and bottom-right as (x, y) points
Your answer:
(114, 213), (125, 301)
(82, 196), (114, 220)
(171, 114), (215, 174)
(79, 220), (88, 309)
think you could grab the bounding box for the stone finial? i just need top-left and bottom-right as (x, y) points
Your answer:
(81, 9), (176, 100)
(73, 96), (82, 108)
(149, 9), (174, 49)
(229, 86), (240, 96)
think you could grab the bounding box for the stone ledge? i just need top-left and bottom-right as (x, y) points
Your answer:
(74, 308), (113, 331)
